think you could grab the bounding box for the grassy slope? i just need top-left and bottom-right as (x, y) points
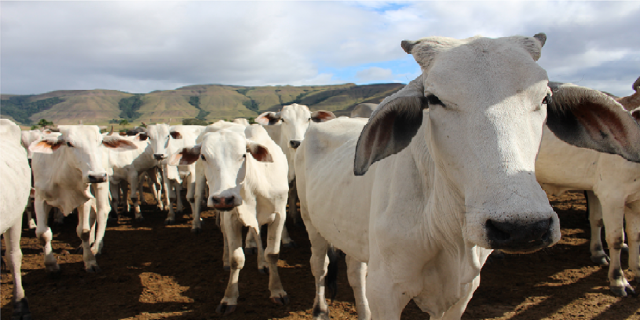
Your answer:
(2, 83), (403, 125)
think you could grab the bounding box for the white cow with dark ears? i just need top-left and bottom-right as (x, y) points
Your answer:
(170, 124), (289, 315)
(30, 125), (137, 274)
(295, 33), (640, 320)
(1, 119), (33, 320)
(256, 103), (336, 228)
(537, 85), (640, 297)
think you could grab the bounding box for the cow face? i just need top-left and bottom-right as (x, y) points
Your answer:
(145, 124), (172, 160)
(355, 34), (640, 254)
(257, 104), (335, 181)
(30, 125), (137, 183)
(169, 131), (272, 210)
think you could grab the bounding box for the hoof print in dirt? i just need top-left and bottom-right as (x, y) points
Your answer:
(216, 303), (237, 315)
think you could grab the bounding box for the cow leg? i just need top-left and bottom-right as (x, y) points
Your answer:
(220, 216), (230, 271)
(185, 171), (196, 217)
(35, 197), (59, 274)
(217, 211), (244, 315)
(281, 225), (296, 248)
(166, 181), (181, 224)
(109, 181), (121, 218)
(120, 181), (130, 215)
(150, 169), (164, 211)
(245, 231), (258, 255)
(77, 200), (100, 273)
(304, 219), (331, 320)
(91, 183), (110, 256)
(4, 223), (32, 320)
(586, 191), (609, 265)
(601, 199), (633, 296)
(26, 197), (37, 229)
(265, 206), (288, 305)
(128, 171), (143, 221)
(287, 181), (300, 225)
(346, 255), (370, 320)
(191, 169), (205, 233)
(250, 227), (268, 273)
(625, 201), (640, 284)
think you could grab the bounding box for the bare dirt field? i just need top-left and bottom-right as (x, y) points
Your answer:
(2, 190), (639, 320)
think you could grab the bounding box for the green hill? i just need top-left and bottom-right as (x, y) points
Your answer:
(0, 83), (403, 125)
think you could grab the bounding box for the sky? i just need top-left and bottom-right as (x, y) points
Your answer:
(1, 1), (639, 97)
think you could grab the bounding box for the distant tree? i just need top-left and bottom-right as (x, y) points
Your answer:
(119, 119), (129, 127)
(247, 117), (256, 124)
(30, 125), (38, 130)
(37, 118), (53, 128)
(182, 118), (208, 125)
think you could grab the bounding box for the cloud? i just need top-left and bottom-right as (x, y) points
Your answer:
(1, 1), (638, 97)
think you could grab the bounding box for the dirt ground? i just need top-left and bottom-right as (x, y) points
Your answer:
(2, 190), (640, 320)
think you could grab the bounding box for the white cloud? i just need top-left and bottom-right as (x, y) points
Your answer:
(1, 1), (638, 96)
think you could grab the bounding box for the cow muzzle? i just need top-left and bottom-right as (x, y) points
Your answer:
(486, 218), (554, 253)
(88, 173), (108, 183)
(211, 196), (238, 211)
(154, 154), (165, 160)
(289, 140), (301, 149)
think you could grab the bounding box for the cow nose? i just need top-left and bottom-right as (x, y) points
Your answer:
(289, 140), (301, 149)
(486, 218), (553, 252)
(211, 196), (236, 211)
(88, 173), (107, 183)
(154, 154), (165, 160)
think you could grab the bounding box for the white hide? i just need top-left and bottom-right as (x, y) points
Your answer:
(0, 120), (32, 319)
(171, 125), (289, 312)
(295, 34), (640, 320)
(30, 125), (136, 273)
(536, 125), (640, 297)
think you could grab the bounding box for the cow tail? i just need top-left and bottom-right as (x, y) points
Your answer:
(326, 246), (344, 302)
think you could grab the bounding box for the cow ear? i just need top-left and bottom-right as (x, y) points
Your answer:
(311, 110), (336, 123)
(546, 82), (640, 163)
(169, 145), (201, 166)
(256, 112), (282, 125)
(246, 140), (273, 162)
(29, 137), (65, 154)
(170, 131), (182, 139)
(631, 108), (640, 124)
(103, 136), (138, 151)
(354, 75), (427, 176)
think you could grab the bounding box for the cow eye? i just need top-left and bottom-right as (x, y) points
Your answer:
(308, 118), (311, 122)
(200, 155), (206, 161)
(242, 154), (247, 158)
(426, 94), (445, 107)
(66, 142), (74, 147)
(542, 93), (552, 105)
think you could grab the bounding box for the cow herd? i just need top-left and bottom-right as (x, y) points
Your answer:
(2, 33), (640, 320)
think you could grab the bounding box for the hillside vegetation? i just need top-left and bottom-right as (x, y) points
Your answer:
(0, 83), (403, 125)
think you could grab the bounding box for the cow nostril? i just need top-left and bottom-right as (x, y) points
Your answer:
(289, 140), (301, 149)
(154, 154), (164, 160)
(486, 217), (553, 250)
(486, 220), (510, 241)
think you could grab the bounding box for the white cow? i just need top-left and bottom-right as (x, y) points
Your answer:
(170, 124), (289, 314)
(537, 88), (640, 297)
(1, 120), (32, 320)
(104, 132), (162, 220)
(30, 125), (136, 273)
(350, 103), (378, 118)
(256, 104), (335, 229)
(295, 34), (640, 320)
(143, 124), (204, 224)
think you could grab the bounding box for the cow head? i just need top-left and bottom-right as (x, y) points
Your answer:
(30, 125), (137, 183)
(168, 131), (273, 210)
(257, 104), (335, 181)
(354, 33), (640, 254)
(144, 124), (172, 160)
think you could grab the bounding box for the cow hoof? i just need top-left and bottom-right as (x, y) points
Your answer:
(259, 267), (269, 274)
(271, 295), (289, 305)
(164, 219), (174, 225)
(244, 247), (257, 255)
(312, 304), (330, 320)
(223, 266), (230, 271)
(11, 298), (31, 320)
(135, 217), (145, 222)
(216, 303), (237, 315)
(622, 244), (629, 253)
(191, 228), (202, 235)
(610, 285), (636, 297)
(46, 268), (61, 279)
(590, 255), (609, 266)
(282, 240), (297, 248)
(86, 265), (101, 273)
